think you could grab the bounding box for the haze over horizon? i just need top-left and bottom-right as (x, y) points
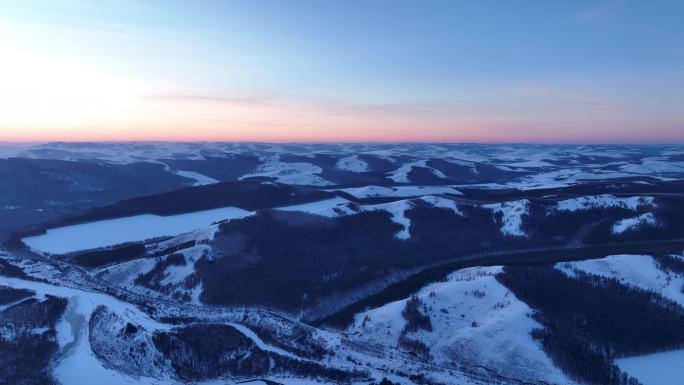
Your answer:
(1, 0), (683, 143)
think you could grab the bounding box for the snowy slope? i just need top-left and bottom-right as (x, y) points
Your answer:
(554, 194), (655, 212)
(483, 199), (530, 237)
(337, 185), (461, 198)
(556, 254), (684, 307)
(173, 170), (219, 186)
(240, 155), (332, 186)
(335, 155), (368, 172)
(387, 160), (447, 183)
(348, 266), (575, 385)
(275, 197), (355, 218)
(612, 212), (658, 234)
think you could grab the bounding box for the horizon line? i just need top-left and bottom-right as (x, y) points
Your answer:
(2, 139), (684, 146)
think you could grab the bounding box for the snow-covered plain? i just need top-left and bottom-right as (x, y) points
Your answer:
(23, 207), (253, 254)
(616, 349), (684, 385)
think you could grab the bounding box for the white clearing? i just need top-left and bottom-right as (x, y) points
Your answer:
(387, 160), (447, 183)
(483, 199), (530, 237)
(348, 266), (575, 385)
(335, 155), (368, 172)
(275, 197), (354, 218)
(554, 194), (654, 212)
(420, 195), (463, 216)
(337, 185), (462, 199)
(612, 212), (657, 234)
(360, 199), (414, 239)
(173, 170), (219, 186)
(240, 155), (332, 186)
(616, 349), (684, 385)
(23, 207), (253, 254)
(556, 254), (684, 307)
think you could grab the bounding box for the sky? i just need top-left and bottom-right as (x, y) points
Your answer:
(0, 0), (682, 143)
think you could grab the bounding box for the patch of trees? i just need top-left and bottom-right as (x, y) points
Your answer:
(150, 240), (196, 258)
(497, 265), (684, 385)
(653, 254), (684, 275)
(397, 295), (432, 359)
(401, 295), (432, 333)
(153, 324), (270, 380)
(65, 180), (333, 224)
(0, 295), (67, 385)
(134, 253), (186, 293)
(0, 285), (34, 305)
(73, 243), (146, 267)
(0, 258), (29, 279)
(153, 324), (362, 383)
(244, 321), (330, 360)
(197, 206), (532, 313)
(269, 355), (364, 384)
(198, 210), (412, 310)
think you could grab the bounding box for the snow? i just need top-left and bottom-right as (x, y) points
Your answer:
(335, 155), (368, 172)
(483, 199), (530, 237)
(173, 170), (218, 186)
(554, 194), (655, 212)
(275, 197), (354, 218)
(420, 195), (463, 216)
(227, 323), (302, 360)
(616, 349), (684, 385)
(0, 276), (171, 385)
(23, 207), (254, 254)
(612, 212), (657, 234)
(159, 245), (209, 287)
(240, 155), (332, 186)
(360, 200), (414, 240)
(619, 159), (684, 174)
(387, 160), (447, 183)
(337, 185), (461, 198)
(505, 160), (554, 168)
(349, 266), (574, 385)
(556, 254), (684, 307)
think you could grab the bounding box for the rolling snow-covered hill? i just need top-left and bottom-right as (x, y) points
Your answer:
(2, 143), (684, 385)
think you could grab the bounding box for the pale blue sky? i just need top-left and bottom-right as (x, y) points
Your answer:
(0, 0), (682, 142)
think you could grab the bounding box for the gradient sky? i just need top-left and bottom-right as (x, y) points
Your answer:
(0, 0), (683, 143)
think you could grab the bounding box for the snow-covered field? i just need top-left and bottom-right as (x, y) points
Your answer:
(616, 349), (684, 385)
(23, 207), (253, 254)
